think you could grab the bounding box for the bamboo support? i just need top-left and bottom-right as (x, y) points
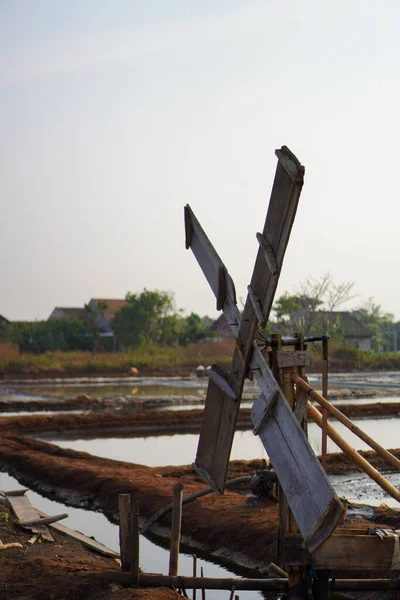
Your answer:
(201, 566), (206, 600)
(193, 555), (197, 600)
(169, 483), (183, 576)
(321, 337), (329, 469)
(307, 401), (400, 503)
(293, 374), (400, 472)
(107, 572), (400, 592)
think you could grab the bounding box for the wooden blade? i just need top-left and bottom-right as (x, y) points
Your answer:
(188, 146), (304, 491)
(187, 146), (346, 552)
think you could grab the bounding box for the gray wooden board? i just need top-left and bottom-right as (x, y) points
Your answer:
(188, 146), (304, 494)
(6, 493), (54, 542)
(36, 508), (119, 557)
(186, 146), (345, 552)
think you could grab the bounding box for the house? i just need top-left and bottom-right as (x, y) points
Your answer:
(211, 310), (373, 350)
(48, 307), (89, 322)
(0, 314), (10, 332)
(314, 311), (373, 350)
(87, 298), (127, 334)
(210, 314), (235, 340)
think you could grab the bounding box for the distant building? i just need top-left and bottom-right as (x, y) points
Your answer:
(48, 307), (88, 322)
(210, 310), (373, 350)
(0, 314), (10, 332)
(210, 314), (235, 340)
(315, 311), (373, 350)
(87, 298), (127, 334)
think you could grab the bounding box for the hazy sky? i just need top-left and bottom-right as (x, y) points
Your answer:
(1, 1), (400, 322)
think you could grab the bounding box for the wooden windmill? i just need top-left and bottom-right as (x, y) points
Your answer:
(184, 146), (346, 554)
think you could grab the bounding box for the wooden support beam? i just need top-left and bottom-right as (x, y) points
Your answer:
(105, 572), (400, 592)
(169, 484), (183, 576)
(285, 532), (400, 570)
(119, 494), (139, 581)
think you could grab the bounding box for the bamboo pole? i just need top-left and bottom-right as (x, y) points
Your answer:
(293, 374), (400, 472)
(169, 483), (183, 576)
(201, 566), (206, 600)
(321, 336), (329, 469)
(107, 572), (400, 592)
(307, 401), (400, 503)
(193, 555), (197, 600)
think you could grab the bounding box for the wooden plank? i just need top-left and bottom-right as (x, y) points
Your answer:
(194, 379), (229, 492)
(20, 513), (68, 527)
(35, 508), (119, 557)
(6, 493), (54, 542)
(285, 533), (398, 570)
(276, 351), (310, 369)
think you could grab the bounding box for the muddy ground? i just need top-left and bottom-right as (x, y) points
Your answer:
(0, 502), (178, 600)
(0, 403), (400, 599)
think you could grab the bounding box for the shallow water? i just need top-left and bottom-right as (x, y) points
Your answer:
(0, 471), (264, 599)
(44, 417), (399, 466)
(331, 470), (400, 509)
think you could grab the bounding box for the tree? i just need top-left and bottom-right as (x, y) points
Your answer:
(352, 299), (395, 352)
(84, 301), (108, 352)
(2, 318), (92, 353)
(113, 289), (180, 347)
(273, 273), (356, 336)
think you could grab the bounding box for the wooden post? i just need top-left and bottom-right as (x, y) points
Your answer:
(275, 345), (305, 600)
(119, 494), (131, 573)
(193, 555), (197, 600)
(201, 566), (206, 600)
(118, 494), (139, 582)
(130, 498), (139, 584)
(321, 336), (329, 469)
(169, 483), (183, 576)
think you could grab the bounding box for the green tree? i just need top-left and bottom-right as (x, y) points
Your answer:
(272, 273), (355, 337)
(3, 318), (92, 353)
(84, 301), (108, 352)
(113, 289), (179, 347)
(352, 299), (395, 352)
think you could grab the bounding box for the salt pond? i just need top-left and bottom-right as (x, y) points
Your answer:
(43, 417), (400, 466)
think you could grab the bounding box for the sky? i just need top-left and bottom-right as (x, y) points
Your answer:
(1, 0), (400, 323)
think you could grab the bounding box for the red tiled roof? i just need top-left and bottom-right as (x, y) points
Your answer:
(90, 299), (127, 321)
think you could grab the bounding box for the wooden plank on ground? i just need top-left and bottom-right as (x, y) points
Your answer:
(6, 493), (54, 542)
(36, 508), (120, 557)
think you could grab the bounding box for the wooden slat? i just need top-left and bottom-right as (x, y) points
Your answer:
(285, 533), (398, 570)
(187, 147), (346, 552)
(36, 508), (119, 557)
(6, 493), (54, 542)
